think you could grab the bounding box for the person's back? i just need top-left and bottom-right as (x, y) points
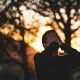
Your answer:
(34, 53), (68, 80)
(34, 47), (80, 80)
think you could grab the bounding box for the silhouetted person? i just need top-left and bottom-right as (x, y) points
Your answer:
(34, 30), (80, 80)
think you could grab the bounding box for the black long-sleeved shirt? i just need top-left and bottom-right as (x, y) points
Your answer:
(34, 43), (80, 80)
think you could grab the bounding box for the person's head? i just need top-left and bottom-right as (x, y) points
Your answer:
(42, 30), (62, 49)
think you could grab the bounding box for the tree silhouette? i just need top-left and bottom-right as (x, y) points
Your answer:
(29, 0), (80, 45)
(0, 0), (30, 80)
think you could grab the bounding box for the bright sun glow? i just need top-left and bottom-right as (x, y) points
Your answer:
(29, 37), (44, 52)
(25, 25), (52, 52)
(19, 8), (53, 51)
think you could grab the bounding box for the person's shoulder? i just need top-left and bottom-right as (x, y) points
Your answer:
(34, 52), (40, 58)
(34, 51), (48, 61)
(34, 52), (42, 60)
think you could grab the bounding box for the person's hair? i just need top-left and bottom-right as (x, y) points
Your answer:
(42, 30), (54, 43)
(42, 29), (62, 49)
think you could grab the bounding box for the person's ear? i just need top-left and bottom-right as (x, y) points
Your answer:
(43, 43), (48, 48)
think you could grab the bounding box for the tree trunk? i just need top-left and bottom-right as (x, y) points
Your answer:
(20, 27), (29, 80)
(64, 0), (71, 46)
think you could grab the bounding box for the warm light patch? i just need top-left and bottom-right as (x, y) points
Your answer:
(71, 20), (80, 30)
(12, 29), (22, 41)
(70, 9), (75, 17)
(60, 8), (65, 13)
(29, 37), (44, 52)
(55, 13), (60, 20)
(0, 23), (14, 35)
(71, 38), (80, 52)
(59, 22), (64, 29)
(62, 14), (68, 23)
(56, 29), (65, 43)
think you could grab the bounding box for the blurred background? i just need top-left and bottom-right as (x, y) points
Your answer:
(0, 0), (80, 80)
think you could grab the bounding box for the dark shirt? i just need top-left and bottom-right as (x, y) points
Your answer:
(34, 43), (80, 80)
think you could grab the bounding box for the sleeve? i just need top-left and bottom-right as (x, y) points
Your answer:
(60, 43), (80, 56)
